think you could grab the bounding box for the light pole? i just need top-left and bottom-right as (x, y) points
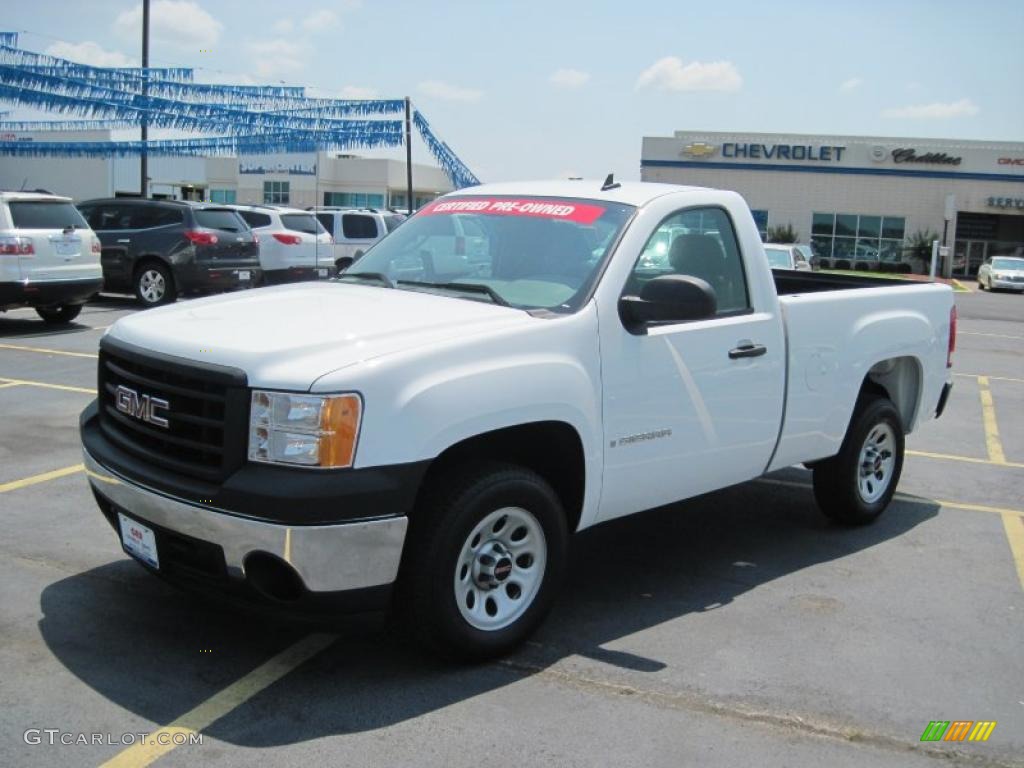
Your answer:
(404, 97), (413, 211)
(140, 0), (150, 198)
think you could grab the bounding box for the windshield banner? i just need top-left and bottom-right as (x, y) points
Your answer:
(420, 198), (606, 224)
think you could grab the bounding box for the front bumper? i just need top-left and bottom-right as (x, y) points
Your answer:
(263, 265), (335, 284)
(84, 447), (408, 609)
(0, 277), (103, 310)
(990, 278), (1024, 291)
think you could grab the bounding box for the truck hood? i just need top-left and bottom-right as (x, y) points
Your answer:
(106, 282), (534, 389)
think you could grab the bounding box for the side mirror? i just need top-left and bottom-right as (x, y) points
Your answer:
(619, 275), (717, 333)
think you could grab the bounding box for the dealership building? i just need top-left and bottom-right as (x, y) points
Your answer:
(641, 131), (1024, 276)
(0, 129), (452, 211)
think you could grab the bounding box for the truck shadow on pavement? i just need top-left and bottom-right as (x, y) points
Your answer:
(38, 471), (939, 746)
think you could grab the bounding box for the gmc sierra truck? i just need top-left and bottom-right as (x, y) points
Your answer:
(81, 181), (956, 658)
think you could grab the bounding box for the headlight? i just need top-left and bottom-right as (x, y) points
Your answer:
(248, 391), (361, 468)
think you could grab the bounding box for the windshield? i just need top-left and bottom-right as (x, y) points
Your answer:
(345, 196), (635, 311)
(763, 246), (793, 269)
(992, 257), (1024, 270)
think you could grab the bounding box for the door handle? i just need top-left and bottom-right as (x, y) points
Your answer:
(729, 343), (767, 359)
(116, 238), (131, 243)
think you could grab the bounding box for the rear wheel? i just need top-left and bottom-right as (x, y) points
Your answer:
(134, 262), (176, 307)
(812, 395), (904, 525)
(35, 304), (83, 325)
(400, 462), (567, 660)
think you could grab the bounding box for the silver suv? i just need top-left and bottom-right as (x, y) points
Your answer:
(0, 191), (103, 324)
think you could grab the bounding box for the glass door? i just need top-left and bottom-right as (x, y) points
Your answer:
(953, 241), (988, 277)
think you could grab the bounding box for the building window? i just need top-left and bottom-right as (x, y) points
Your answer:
(209, 189), (236, 204)
(811, 212), (905, 263)
(751, 209), (769, 241)
(323, 192), (384, 208)
(264, 181), (289, 205)
(390, 193), (407, 209)
(414, 195), (436, 209)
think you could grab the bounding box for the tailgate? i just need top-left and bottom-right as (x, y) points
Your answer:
(6, 201), (101, 282)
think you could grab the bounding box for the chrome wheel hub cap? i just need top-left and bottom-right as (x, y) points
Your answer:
(139, 270), (165, 303)
(455, 507), (547, 631)
(857, 423), (896, 503)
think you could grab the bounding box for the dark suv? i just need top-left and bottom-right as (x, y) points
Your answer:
(77, 199), (261, 306)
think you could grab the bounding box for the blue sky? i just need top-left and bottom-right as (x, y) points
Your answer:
(3, 0), (1022, 182)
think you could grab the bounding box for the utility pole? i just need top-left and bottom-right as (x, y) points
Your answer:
(140, 0), (150, 198)
(404, 97), (413, 212)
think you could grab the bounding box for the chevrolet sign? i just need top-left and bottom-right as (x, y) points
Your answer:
(681, 142), (717, 159)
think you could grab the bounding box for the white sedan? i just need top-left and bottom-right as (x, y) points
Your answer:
(764, 244), (813, 271)
(978, 256), (1024, 292)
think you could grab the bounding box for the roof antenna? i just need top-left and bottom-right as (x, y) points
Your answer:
(601, 173), (620, 191)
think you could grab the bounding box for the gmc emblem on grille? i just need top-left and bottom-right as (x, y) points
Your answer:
(115, 385), (170, 429)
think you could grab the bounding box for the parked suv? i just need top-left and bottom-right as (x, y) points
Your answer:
(311, 208), (403, 268)
(77, 199), (261, 306)
(228, 205), (334, 284)
(0, 191), (103, 324)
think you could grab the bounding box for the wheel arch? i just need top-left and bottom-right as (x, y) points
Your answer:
(861, 355), (923, 433)
(415, 420), (586, 534)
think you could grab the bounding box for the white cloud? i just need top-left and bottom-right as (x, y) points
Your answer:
(417, 80), (483, 102)
(302, 9), (339, 33)
(339, 85), (378, 99)
(839, 77), (863, 91)
(115, 0), (223, 48)
(272, 19), (294, 34)
(247, 39), (305, 79)
(44, 41), (136, 67)
(636, 56), (742, 92)
(881, 98), (979, 119)
(549, 68), (590, 88)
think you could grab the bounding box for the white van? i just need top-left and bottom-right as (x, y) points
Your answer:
(311, 208), (405, 268)
(0, 191), (104, 323)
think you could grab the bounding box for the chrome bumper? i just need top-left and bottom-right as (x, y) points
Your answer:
(83, 448), (408, 592)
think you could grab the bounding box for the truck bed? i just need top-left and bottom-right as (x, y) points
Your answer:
(772, 269), (915, 295)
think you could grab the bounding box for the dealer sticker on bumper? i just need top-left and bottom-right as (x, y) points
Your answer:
(118, 512), (159, 569)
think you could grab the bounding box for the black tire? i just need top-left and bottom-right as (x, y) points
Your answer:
(399, 462), (568, 660)
(978, 280), (985, 291)
(134, 261), (176, 307)
(35, 304), (83, 325)
(812, 394), (904, 525)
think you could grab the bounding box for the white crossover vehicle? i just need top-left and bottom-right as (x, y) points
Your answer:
(1, 191), (103, 323)
(229, 205), (333, 284)
(977, 255), (1024, 292)
(311, 208), (403, 269)
(81, 180), (956, 659)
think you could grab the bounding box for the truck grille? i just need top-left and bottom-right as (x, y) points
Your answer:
(98, 339), (248, 482)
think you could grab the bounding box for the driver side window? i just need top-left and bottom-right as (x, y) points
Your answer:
(628, 207), (750, 315)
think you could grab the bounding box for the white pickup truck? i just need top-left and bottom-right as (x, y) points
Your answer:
(81, 180), (956, 658)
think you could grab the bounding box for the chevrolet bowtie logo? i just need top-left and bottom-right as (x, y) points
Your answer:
(681, 142), (717, 158)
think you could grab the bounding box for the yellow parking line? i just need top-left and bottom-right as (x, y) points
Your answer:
(954, 372), (1024, 384)
(754, 477), (1024, 519)
(0, 464), (84, 493)
(907, 449), (1024, 470)
(0, 382), (19, 389)
(959, 331), (1024, 340)
(100, 633), (336, 768)
(1001, 514), (1024, 592)
(977, 376), (1007, 464)
(0, 377), (94, 394)
(0, 342), (97, 358)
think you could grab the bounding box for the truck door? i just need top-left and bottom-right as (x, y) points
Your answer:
(597, 206), (786, 522)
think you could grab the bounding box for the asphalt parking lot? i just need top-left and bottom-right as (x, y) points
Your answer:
(1, 288), (1022, 768)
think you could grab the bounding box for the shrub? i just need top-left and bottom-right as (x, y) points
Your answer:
(766, 223), (799, 243)
(833, 259), (851, 270)
(855, 262), (872, 271)
(896, 262), (914, 274)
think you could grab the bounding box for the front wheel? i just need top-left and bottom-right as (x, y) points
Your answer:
(35, 304), (83, 325)
(400, 463), (568, 660)
(812, 395), (904, 525)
